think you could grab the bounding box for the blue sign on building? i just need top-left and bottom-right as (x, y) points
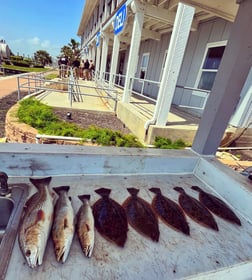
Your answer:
(114, 4), (127, 35)
(96, 31), (101, 47)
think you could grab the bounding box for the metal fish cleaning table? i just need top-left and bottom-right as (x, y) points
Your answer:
(1, 143), (252, 280)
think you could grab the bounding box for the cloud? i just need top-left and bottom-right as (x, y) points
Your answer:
(28, 37), (40, 45)
(8, 36), (60, 57)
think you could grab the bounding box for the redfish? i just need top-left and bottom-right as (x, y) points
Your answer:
(76, 195), (95, 257)
(52, 186), (75, 263)
(174, 186), (218, 231)
(191, 186), (241, 226)
(92, 188), (128, 247)
(18, 177), (55, 268)
(123, 188), (160, 242)
(150, 187), (190, 235)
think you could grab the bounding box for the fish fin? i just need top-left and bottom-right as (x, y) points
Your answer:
(173, 186), (185, 194)
(53, 186), (70, 194)
(149, 188), (162, 195)
(78, 194), (91, 202)
(127, 188), (139, 196)
(191, 186), (202, 192)
(30, 176), (52, 189)
(95, 188), (111, 197)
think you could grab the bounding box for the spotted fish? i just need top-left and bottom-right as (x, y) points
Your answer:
(149, 187), (190, 235)
(52, 186), (75, 263)
(92, 188), (128, 247)
(174, 187), (218, 231)
(18, 177), (55, 268)
(123, 188), (159, 242)
(77, 195), (95, 257)
(191, 186), (241, 226)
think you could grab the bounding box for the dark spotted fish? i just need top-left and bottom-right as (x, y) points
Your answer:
(77, 195), (95, 257)
(18, 177), (55, 268)
(122, 188), (159, 242)
(174, 187), (218, 231)
(149, 188), (190, 235)
(191, 186), (241, 226)
(92, 188), (128, 247)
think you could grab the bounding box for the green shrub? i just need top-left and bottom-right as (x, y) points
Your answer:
(153, 136), (187, 149)
(12, 60), (30, 67)
(17, 98), (143, 148)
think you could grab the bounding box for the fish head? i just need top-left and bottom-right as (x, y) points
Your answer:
(23, 244), (40, 268)
(54, 238), (72, 263)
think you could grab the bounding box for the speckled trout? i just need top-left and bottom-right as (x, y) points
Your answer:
(76, 195), (95, 257)
(52, 186), (75, 263)
(18, 177), (55, 268)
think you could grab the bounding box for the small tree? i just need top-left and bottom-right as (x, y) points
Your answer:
(34, 50), (52, 66)
(60, 38), (80, 64)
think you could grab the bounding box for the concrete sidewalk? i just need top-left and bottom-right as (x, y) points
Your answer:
(0, 75), (19, 99)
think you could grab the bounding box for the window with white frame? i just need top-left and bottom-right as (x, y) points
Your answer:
(195, 41), (227, 94)
(140, 53), (149, 79)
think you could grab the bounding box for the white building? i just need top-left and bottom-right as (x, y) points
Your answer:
(77, 0), (252, 146)
(0, 40), (11, 60)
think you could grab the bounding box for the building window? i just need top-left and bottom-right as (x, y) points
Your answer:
(196, 41), (227, 93)
(140, 53), (149, 79)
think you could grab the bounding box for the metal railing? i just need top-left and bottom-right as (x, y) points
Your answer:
(16, 69), (120, 112)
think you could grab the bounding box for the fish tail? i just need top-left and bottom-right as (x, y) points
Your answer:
(191, 186), (202, 193)
(173, 186), (185, 194)
(127, 188), (139, 196)
(95, 188), (111, 198)
(53, 186), (70, 194)
(78, 194), (91, 203)
(30, 176), (52, 189)
(149, 188), (162, 195)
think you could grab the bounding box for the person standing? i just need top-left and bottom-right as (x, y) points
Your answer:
(72, 56), (80, 79)
(83, 59), (90, 80)
(89, 60), (95, 80)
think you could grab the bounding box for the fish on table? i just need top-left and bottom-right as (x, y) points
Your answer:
(174, 187), (219, 231)
(191, 186), (241, 226)
(149, 187), (190, 236)
(76, 195), (95, 258)
(122, 188), (160, 242)
(92, 188), (128, 247)
(18, 177), (55, 268)
(52, 186), (75, 263)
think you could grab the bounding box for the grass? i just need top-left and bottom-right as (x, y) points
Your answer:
(3, 63), (49, 73)
(17, 98), (143, 148)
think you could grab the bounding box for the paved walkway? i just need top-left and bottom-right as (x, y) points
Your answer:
(0, 75), (19, 98)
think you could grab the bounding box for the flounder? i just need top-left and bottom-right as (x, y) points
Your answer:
(191, 186), (241, 226)
(123, 188), (159, 242)
(92, 188), (128, 247)
(174, 186), (218, 231)
(150, 187), (190, 235)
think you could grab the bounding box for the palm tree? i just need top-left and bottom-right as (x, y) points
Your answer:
(34, 50), (52, 66)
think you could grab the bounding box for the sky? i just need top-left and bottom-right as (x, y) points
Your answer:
(0, 0), (85, 59)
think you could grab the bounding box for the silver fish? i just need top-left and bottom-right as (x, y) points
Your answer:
(52, 186), (75, 263)
(18, 177), (55, 268)
(76, 195), (95, 257)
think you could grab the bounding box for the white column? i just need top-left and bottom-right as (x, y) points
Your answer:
(155, 3), (195, 126)
(95, 44), (101, 80)
(122, 0), (145, 103)
(100, 34), (109, 81)
(109, 35), (120, 87)
(192, 0), (252, 155)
